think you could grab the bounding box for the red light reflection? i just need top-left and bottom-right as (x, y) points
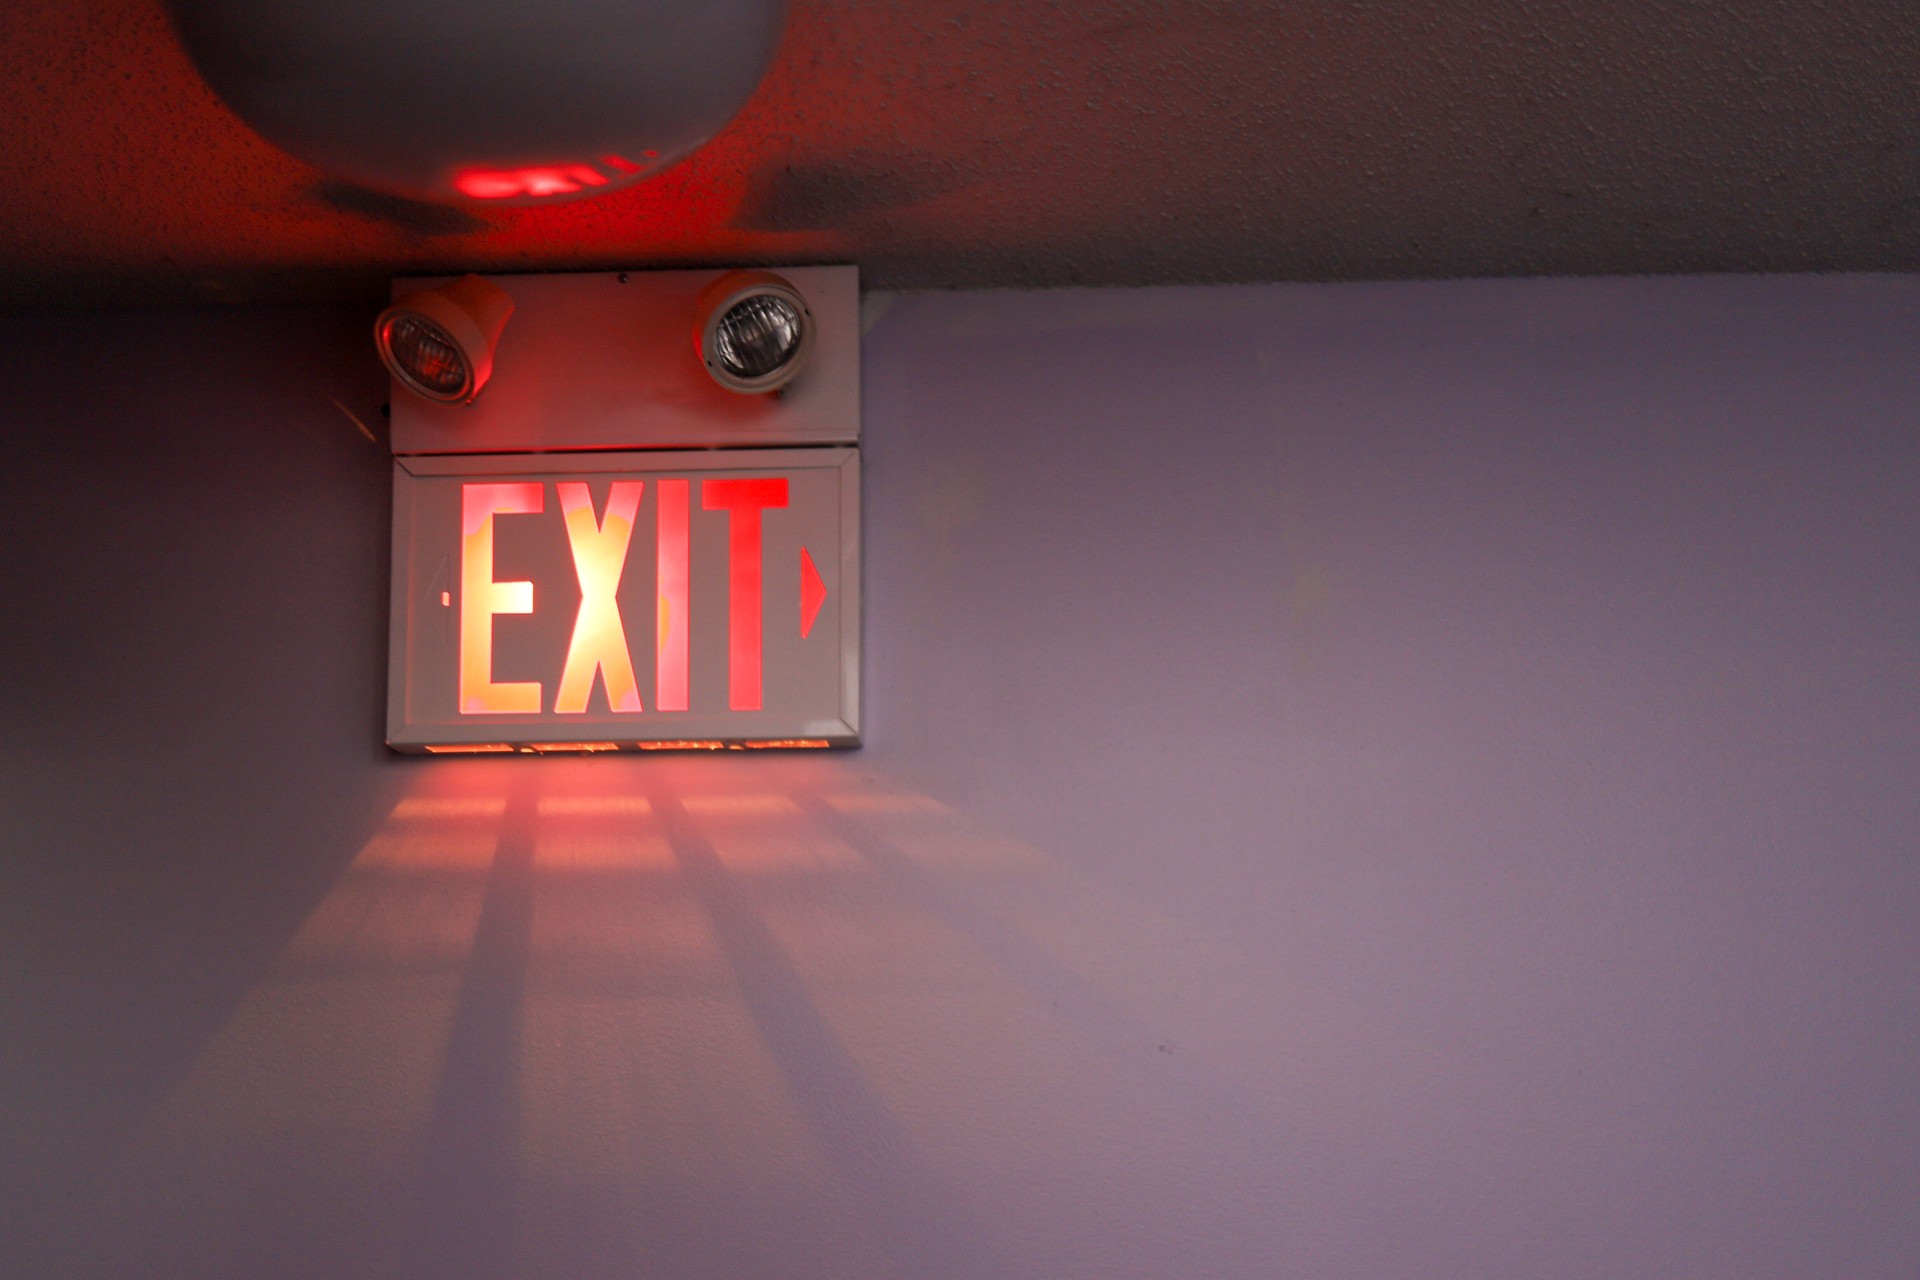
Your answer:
(455, 165), (610, 200)
(600, 152), (657, 175)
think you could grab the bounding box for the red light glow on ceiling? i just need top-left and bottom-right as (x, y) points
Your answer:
(452, 153), (659, 201)
(455, 165), (606, 200)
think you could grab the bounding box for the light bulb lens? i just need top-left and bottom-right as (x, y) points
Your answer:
(383, 313), (470, 399)
(696, 274), (815, 394)
(714, 295), (805, 382)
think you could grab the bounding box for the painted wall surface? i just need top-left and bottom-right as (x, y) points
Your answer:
(1, 277), (1916, 1279)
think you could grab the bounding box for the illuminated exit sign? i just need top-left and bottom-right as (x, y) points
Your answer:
(387, 448), (859, 752)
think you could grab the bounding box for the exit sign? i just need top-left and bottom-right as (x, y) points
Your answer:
(387, 448), (859, 752)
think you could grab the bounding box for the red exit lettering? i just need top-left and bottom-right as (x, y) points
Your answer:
(460, 478), (797, 715)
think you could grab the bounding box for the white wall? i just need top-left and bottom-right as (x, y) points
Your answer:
(2, 276), (1917, 1278)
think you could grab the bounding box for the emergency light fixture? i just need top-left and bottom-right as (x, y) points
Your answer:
(383, 267), (862, 754)
(376, 275), (515, 404)
(696, 271), (815, 394)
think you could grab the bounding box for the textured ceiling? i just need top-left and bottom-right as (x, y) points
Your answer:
(2, 1), (1917, 309)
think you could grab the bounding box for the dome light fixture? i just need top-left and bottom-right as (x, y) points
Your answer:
(375, 275), (515, 404)
(164, 0), (786, 205)
(695, 271), (815, 395)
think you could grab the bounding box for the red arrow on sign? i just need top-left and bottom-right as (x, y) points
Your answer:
(800, 547), (826, 638)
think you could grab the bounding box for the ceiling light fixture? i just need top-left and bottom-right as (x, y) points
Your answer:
(695, 271), (815, 395)
(375, 275), (515, 404)
(164, 0), (786, 205)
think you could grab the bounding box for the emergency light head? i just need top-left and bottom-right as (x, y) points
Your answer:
(696, 270), (815, 394)
(376, 275), (515, 403)
(164, 0), (787, 205)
